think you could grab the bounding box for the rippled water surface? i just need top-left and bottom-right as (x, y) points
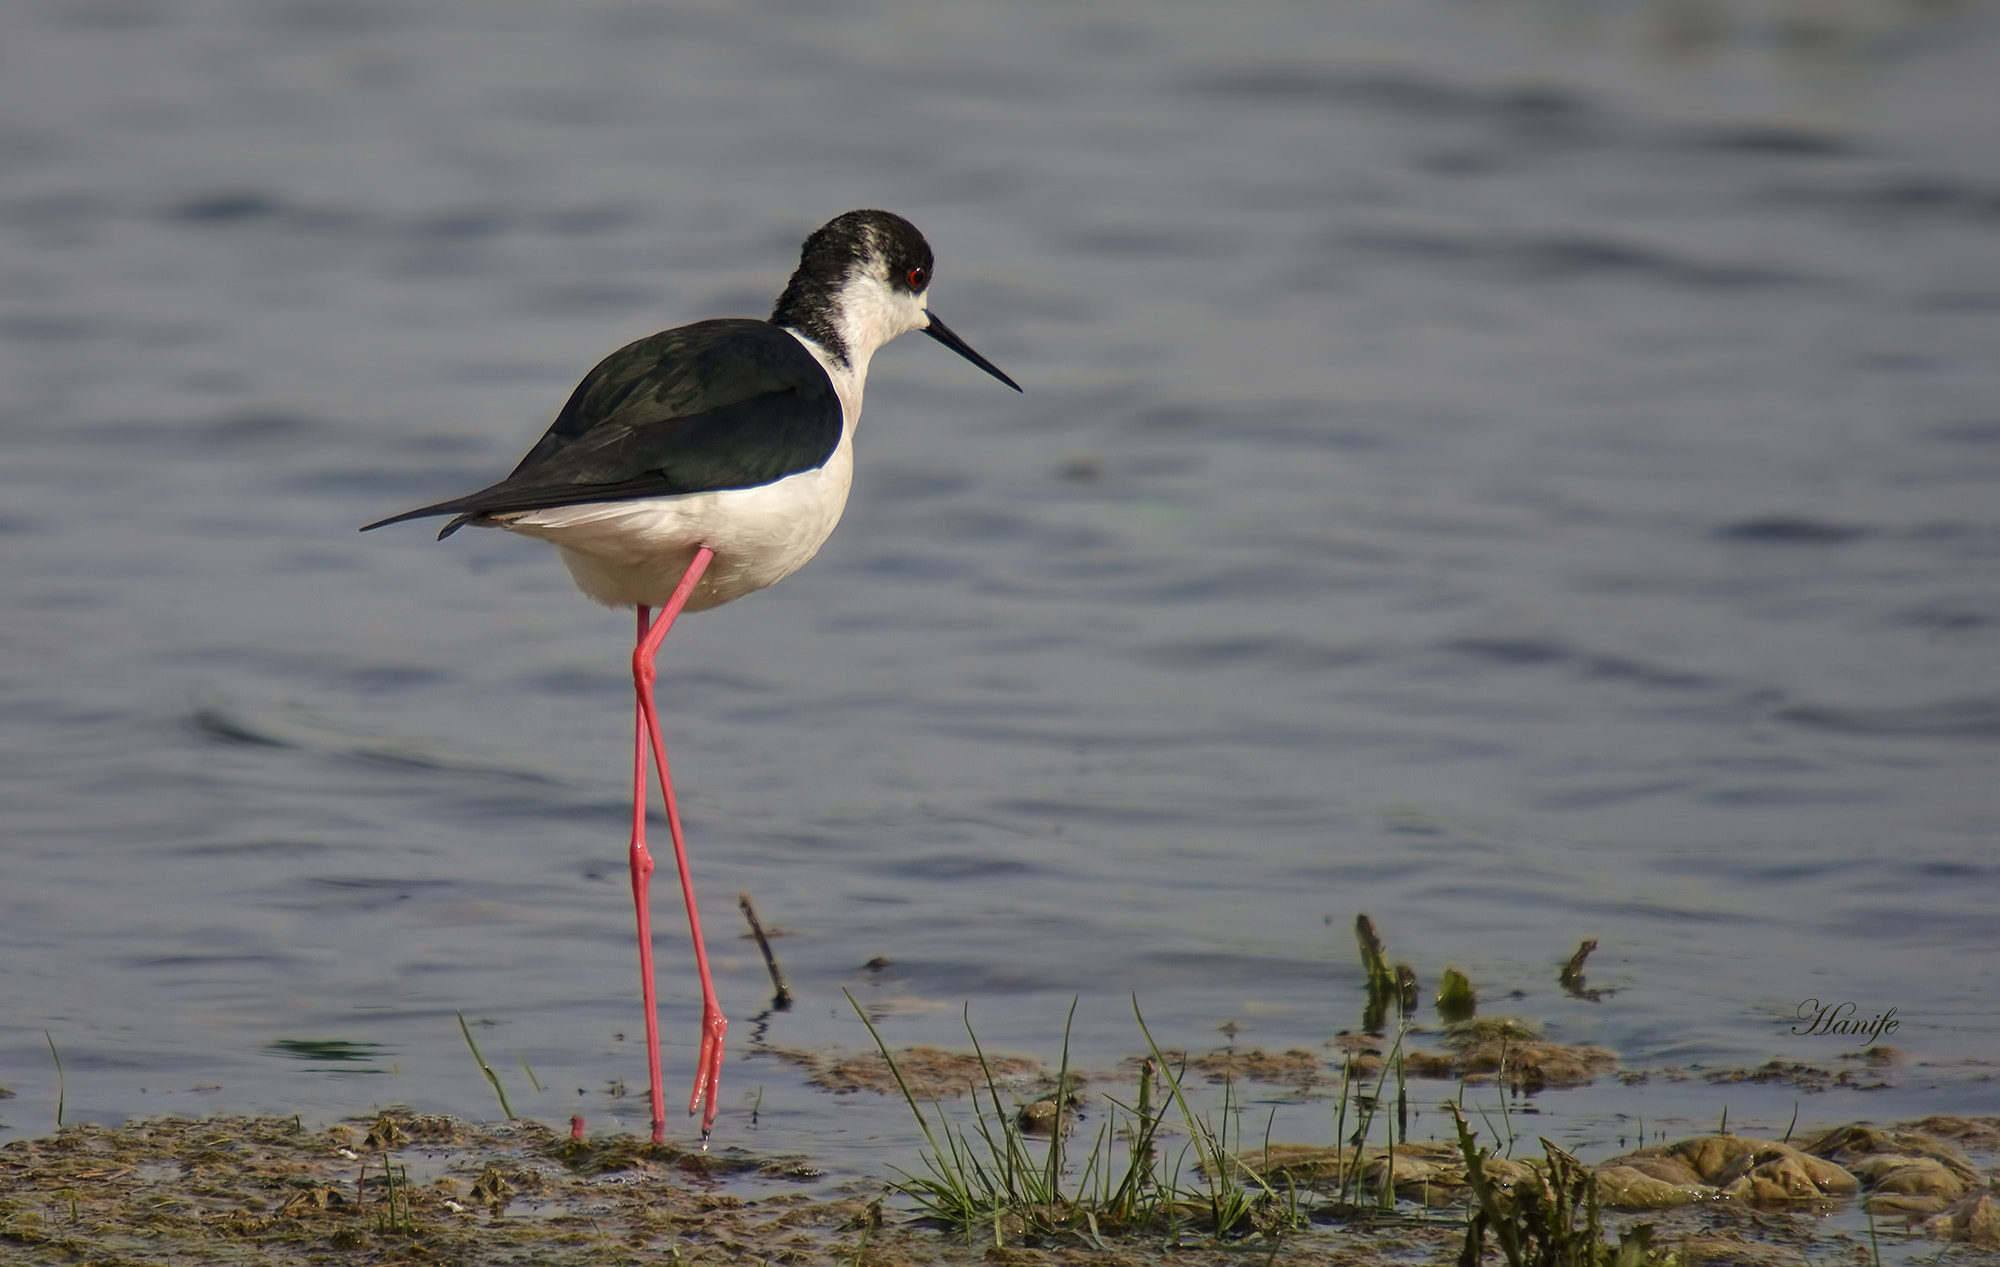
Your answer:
(3, 0), (1997, 1177)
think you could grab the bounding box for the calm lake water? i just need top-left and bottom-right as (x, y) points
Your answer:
(3, 0), (1997, 1187)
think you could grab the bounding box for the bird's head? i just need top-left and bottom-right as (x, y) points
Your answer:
(772, 209), (1020, 391)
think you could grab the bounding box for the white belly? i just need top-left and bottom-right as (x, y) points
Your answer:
(493, 435), (855, 611)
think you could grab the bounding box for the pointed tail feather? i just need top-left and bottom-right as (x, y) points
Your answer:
(360, 495), (491, 539)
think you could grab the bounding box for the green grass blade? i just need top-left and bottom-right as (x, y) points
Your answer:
(456, 1012), (515, 1120)
(44, 1030), (65, 1129)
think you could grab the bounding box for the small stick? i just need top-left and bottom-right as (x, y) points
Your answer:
(738, 892), (792, 1009)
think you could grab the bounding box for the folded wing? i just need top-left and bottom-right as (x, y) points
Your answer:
(363, 319), (843, 538)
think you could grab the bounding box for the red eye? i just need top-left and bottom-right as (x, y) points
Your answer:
(908, 266), (929, 290)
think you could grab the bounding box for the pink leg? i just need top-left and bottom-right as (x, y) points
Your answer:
(629, 605), (666, 1143)
(627, 546), (726, 1146)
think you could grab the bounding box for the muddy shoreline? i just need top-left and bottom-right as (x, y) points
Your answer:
(3, 1105), (1995, 1266)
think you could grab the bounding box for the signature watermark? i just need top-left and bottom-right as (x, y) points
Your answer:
(1791, 998), (1898, 1045)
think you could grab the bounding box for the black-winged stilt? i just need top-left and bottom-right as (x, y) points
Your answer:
(363, 209), (1020, 1144)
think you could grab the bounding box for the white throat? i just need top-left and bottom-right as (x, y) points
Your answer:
(827, 269), (930, 379)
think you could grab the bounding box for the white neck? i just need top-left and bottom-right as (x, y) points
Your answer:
(787, 328), (869, 431)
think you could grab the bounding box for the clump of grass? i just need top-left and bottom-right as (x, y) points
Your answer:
(1334, 1016), (1417, 1209)
(372, 1151), (417, 1235)
(1132, 999), (1301, 1238)
(845, 992), (1302, 1246)
(1327, 916), (1438, 1212)
(1450, 1102), (1672, 1267)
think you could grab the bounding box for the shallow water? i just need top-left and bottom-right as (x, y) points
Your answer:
(3, 0), (1997, 1188)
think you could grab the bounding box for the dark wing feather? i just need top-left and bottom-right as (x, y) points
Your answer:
(362, 319), (841, 537)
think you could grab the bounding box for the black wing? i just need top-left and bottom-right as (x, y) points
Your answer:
(362, 319), (842, 538)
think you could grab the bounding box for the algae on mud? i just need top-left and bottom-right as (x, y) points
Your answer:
(0, 1112), (826, 1265)
(0, 1110), (1440, 1266)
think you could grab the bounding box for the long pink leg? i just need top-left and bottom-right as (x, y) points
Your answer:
(627, 546), (726, 1145)
(629, 604), (667, 1144)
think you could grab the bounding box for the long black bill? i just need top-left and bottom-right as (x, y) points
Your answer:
(923, 311), (1023, 392)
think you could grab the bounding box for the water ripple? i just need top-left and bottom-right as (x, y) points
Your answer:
(182, 706), (293, 750)
(1713, 516), (1868, 544)
(1776, 697), (2000, 741)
